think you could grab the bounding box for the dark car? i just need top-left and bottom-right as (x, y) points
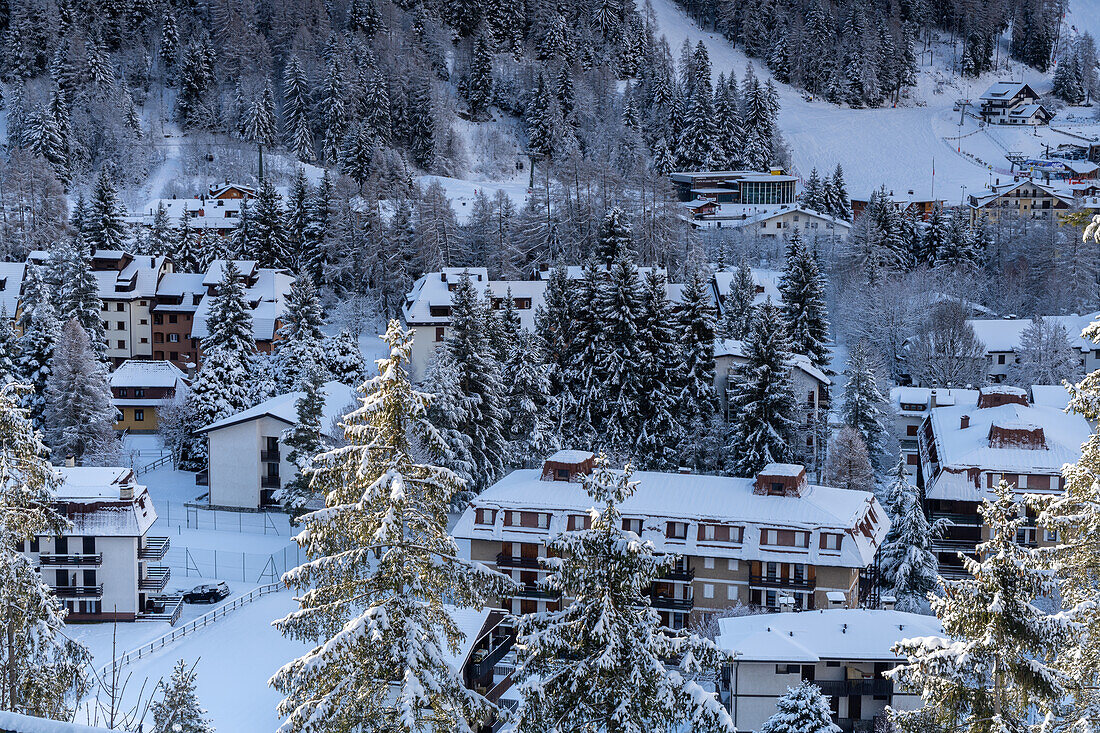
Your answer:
(183, 582), (230, 604)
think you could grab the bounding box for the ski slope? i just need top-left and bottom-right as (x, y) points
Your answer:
(646, 0), (1066, 200)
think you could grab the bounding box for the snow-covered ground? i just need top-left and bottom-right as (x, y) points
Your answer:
(416, 174), (532, 224)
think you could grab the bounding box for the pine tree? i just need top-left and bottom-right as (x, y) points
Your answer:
(282, 57), (315, 163)
(727, 299), (798, 476)
(801, 168), (827, 212)
(160, 10), (179, 77)
(823, 425), (873, 492)
(244, 81), (277, 152)
(87, 169), (126, 251)
(888, 481), (1072, 732)
(879, 455), (944, 613)
(15, 265), (58, 429)
(596, 257), (645, 455)
(271, 321), (508, 733)
(759, 681), (841, 733)
(596, 207), (633, 264)
(341, 125), (376, 190)
(779, 230), (830, 372)
(285, 169), (311, 271)
(0, 382), (87, 718)
(841, 339), (887, 466)
(677, 271), (720, 470)
(561, 262), (603, 445)
(635, 270), (685, 471)
(201, 261), (253, 358)
(44, 319), (118, 466)
(507, 455), (736, 733)
(251, 179), (288, 269)
(150, 202), (172, 256)
(502, 332), (553, 468)
(408, 78), (437, 170)
(150, 660), (213, 733)
(304, 172), (335, 283)
(536, 265), (574, 436)
(56, 237), (108, 364)
(827, 164), (851, 221)
(720, 258), (756, 340)
(678, 78), (718, 170)
(272, 276), (326, 392)
(0, 309), (16, 383)
(467, 34), (494, 118)
(276, 369), (326, 516)
(319, 58), (348, 164)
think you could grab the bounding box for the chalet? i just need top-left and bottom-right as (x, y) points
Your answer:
(889, 387), (978, 476)
(109, 360), (189, 433)
(198, 381), (357, 509)
(207, 182), (256, 199)
(966, 179), (1075, 225)
(0, 262), (25, 320)
(23, 467), (177, 623)
(714, 338), (831, 474)
(716, 609), (942, 731)
(687, 204), (852, 241)
(454, 451), (889, 628)
(917, 386), (1091, 577)
(979, 82), (1049, 125)
(967, 312), (1095, 382)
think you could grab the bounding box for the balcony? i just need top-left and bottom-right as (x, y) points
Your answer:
(261, 449), (281, 462)
(930, 538), (979, 552)
(51, 584), (103, 598)
(139, 537), (170, 560)
(749, 573), (817, 590)
(39, 553), (103, 566)
(817, 678), (893, 698)
(140, 566), (171, 592)
(496, 553), (543, 570)
(650, 591), (694, 612)
(929, 511), (980, 526)
(511, 584), (560, 601)
(662, 566), (695, 582)
(261, 475), (280, 489)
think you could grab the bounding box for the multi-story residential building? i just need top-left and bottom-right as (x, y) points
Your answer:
(109, 360), (189, 433)
(197, 381), (358, 509)
(978, 82), (1051, 125)
(191, 260), (294, 363)
(23, 467), (175, 622)
(670, 169), (799, 204)
(454, 451), (889, 628)
(966, 178), (1075, 225)
(889, 387), (979, 476)
(150, 272), (207, 372)
(917, 385), (1090, 576)
(715, 608), (942, 732)
(967, 312), (1096, 382)
(715, 338), (831, 474)
(850, 189), (943, 220)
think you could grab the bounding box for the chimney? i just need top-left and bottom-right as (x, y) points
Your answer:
(961, 414), (970, 429)
(65, 455), (75, 468)
(119, 482), (134, 500)
(779, 595), (795, 613)
(880, 595), (897, 611)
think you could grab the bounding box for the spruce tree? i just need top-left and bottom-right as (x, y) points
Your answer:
(822, 425), (873, 492)
(0, 309), (15, 382)
(201, 261), (253, 358)
(826, 164), (851, 221)
(508, 456), (736, 733)
(801, 168), (827, 212)
(879, 455), (944, 613)
(596, 257), (645, 455)
(502, 332), (553, 469)
(244, 81), (277, 151)
(251, 179), (288, 269)
(44, 319), (119, 466)
(720, 258), (756, 340)
(596, 207), (633, 265)
(0, 383), (87, 718)
(15, 265), (58, 429)
(277, 369), (326, 517)
(677, 271), (719, 470)
(759, 681), (841, 733)
(285, 169), (311, 271)
(535, 265), (574, 436)
(779, 230), (830, 372)
(282, 56), (315, 162)
(888, 481), (1073, 732)
(270, 321), (508, 733)
(324, 329), (366, 387)
(727, 299), (798, 476)
(562, 261), (604, 445)
(841, 339), (887, 466)
(87, 169), (126, 251)
(467, 34), (494, 118)
(56, 237), (108, 364)
(272, 276), (326, 392)
(150, 660), (213, 733)
(635, 270), (684, 470)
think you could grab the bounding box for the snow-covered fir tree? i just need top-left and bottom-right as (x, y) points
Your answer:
(0, 382), (87, 718)
(86, 168), (126, 252)
(251, 179), (288, 269)
(506, 455), (736, 733)
(276, 369), (326, 517)
(888, 481), (1074, 732)
(43, 319), (118, 466)
(282, 56), (314, 162)
(635, 270), (686, 470)
(15, 264), (58, 429)
(841, 339), (887, 467)
(595, 257), (645, 456)
(201, 261), (253, 357)
(1005, 316), (1081, 388)
(0, 309), (16, 382)
(779, 230), (830, 372)
(270, 321), (509, 733)
(727, 298), (798, 476)
(55, 236), (107, 363)
(150, 660), (214, 733)
(677, 270), (720, 470)
(823, 425), (873, 492)
(271, 276), (326, 392)
(595, 206), (633, 265)
(323, 329), (366, 387)
(759, 681), (841, 733)
(535, 264), (574, 436)
(719, 257), (756, 340)
(502, 331), (554, 468)
(244, 81), (277, 150)
(467, 33), (494, 118)
(879, 455), (944, 613)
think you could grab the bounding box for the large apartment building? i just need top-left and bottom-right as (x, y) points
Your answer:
(917, 385), (1090, 576)
(23, 467), (175, 622)
(454, 451), (889, 629)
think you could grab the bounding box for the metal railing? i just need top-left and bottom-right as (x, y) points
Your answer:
(39, 553), (103, 566)
(261, 475), (280, 489)
(261, 449), (281, 462)
(929, 511), (979, 526)
(511, 585), (560, 601)
(749, 573), (816, 590)
(135, 454), (174, 476)
(139, 567), (171, 592)
(650, 592), (693, 612)
(99, 582), (284, 678)
(139, 537), (170, 560)
(662, 567), (695, 582)
(495, 554), (542, 570)
(51, 584), (103, 598)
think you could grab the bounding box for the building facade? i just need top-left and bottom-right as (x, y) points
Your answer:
(109, 360), (189, 432)
(978, 82), (1049, 125)
(968, 312), (1096, 383)
(454, 452), (889, 629)
(966, 179), (1074, 225)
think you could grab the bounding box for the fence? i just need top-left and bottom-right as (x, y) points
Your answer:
(155, 502), (289, 536)
(99, 583), (284, 678)
(165, 544), (304, 584)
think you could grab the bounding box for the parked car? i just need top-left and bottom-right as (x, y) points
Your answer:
(183, 582), (230, 604)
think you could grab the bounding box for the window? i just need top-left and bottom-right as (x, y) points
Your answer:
(134, 409), (144, 422)
(727, 585), (738, 600)
(907, 424), (918, 436)
(769, 482), (785, 496)
(666, 522), (688, 540)
(566, 514), (591, 531)
(83, 537), (95, 553)
(116, 321), (125, 330)
(622, 518), (643, 534)
(117, 340), (125, 348)
(169, 314), (178, 324)
(727, 558), (738, 571)
(153, 314), (163, 325)
(135, 389), (144, 398)
(118, 388), (128, 397)
(170, 352), (179, 361)
(998, 354), (1006, 364)
(474, 508), (496, 525)
(907, 453), (920, 466)
(139, 319), (148, 325)
(703, 584), (714, 599)
(761, 529), (810, 547)
(435, 327), (445, 342)
(698, 524), (742, 543)
(116, 303), (124, 312)
(140, 337), (148, 343)
(506, 511), (551, 529)
(1045, 529), (1058, 542)
(154, 333), (164, 343)
(169, 333), (179, 343)
(819, 533), (843, 551)
(775, 664), (799, 675)
(704, 557), (714, 569)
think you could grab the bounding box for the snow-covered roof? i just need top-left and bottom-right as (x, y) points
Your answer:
(1009, 103), (1049, 118)
(455, 467), (887, 569)
(443, 606), (493, 670)
(109, 360), (188, 389)
(923, 399), (1090, 499)
(890, 386), (979, 415)
(1029, 384), (1071, 411)
(0, 711), (113, 731)
(53, 468), (157, 537)
(705, 205), (852, 230)
(712, 267), (782, 305)
(546, 449), (595, 463)
(714, 338), (831, 386)
(0, 261), (25, 315)
(93, 254), (168, 301)
(199, 381), (359, 436)
(716, 609), (944, 663)
(761, 463), (804, 477)
(191, 265), (294, 342)
(202, 259), (259, 288)
(968, 313), (1100, 353)
(979, 81), (1033, 101)
(969, 179), (1076, 209)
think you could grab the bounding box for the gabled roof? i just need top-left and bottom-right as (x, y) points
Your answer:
(712, 267), (782, 304)
(53, 467), (157, 537)
(716, 609), (945, 662)
(109, 360), (188, 389)
(714, 337), (831, 385)
(968, 312), (1100, 353)
(0, 261), (25, 315)
(1009, 103), (1051, 119)
(980, 81), (1036, 101)
(199, 381), (359, 435)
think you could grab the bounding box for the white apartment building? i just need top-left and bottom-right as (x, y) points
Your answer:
(968, 312), (1097, 383)
(889, 386), (978, 476)
(24, 467), (174, 622)
(716, 609), (942, 732)
(198, 381), (358, 509)
(454, 451), (889, 629)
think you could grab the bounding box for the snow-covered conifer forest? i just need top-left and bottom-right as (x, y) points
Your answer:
(3, 0), (1100, 730)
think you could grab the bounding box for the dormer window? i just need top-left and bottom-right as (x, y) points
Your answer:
(475, 508), (496, 525)
(666, 522), (688, 540)
(820, 533), (843, 551)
